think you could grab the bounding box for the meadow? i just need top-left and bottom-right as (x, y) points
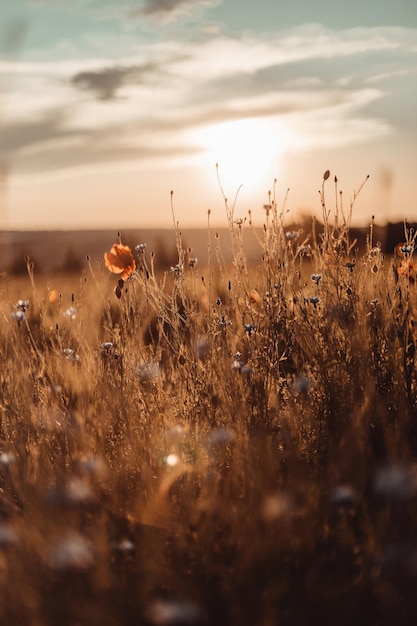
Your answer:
(1, 172), (417, 625)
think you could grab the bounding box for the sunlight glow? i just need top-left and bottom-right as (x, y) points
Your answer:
(194, 117), (291, 193)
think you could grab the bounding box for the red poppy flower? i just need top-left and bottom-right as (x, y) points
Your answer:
(104, 244), (136, 280)
(397, 259), (415, 281)
(248, 289), (261, 306)
(395, 242), (406, 257)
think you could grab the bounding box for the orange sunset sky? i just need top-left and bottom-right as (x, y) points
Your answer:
(0, 0), (416, 230)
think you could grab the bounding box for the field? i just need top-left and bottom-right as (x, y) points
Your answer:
(1, 176), (417, 625)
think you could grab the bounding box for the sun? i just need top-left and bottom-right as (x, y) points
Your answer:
(194, 117), (287, 193)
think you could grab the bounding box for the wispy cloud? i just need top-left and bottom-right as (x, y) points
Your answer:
(1, 24), (416, 178)
(71, 62), (162, 100)
(129, 0), (219, 25)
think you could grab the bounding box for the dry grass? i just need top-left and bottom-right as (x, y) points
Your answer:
(1, 173), (417, 625)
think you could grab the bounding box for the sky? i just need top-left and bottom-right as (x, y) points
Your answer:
(0, 0), (416, 230)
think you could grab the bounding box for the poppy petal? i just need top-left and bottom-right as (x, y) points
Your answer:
(104, 244), (136, 280)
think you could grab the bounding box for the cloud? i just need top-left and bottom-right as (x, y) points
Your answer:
(4, 86), (388, 178)
(71, 63), (160, 100)
(2, 107), (198, 175)
(2, 24), (416, 179)
(0, 109), (72, 154)
(13, 134), (199, 175)
(129, 0), (219, 25)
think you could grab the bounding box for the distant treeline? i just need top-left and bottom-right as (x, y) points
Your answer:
(0, 220), (415, 275)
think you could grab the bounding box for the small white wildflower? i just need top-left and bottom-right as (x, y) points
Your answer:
(231, 352), (243, 371)
(100, 341), (114, 357)
(0, 451), (16, 466)
(64, 478), (93, 506)
(311, 274), (322, 285)
(285, 230), (300, 241)
(298, 244), (312, 256)
(170, 263), (183, 277)
(62, 348), (81, 363)
(63, 306), (77, 320)
(136, 361), (161, 383)
(47, 477), (94, 508)
(290, 376), (311, 394)
(244, 323), (256, 336)
(167, 424), (187, 438)
(146, 599), (203, 626)
(11, 310), (25, 322)
(368, 246), (382, 260)
(135, 243), (147, 252)
(329, 484), (357, 509)
(206, 428), (236, 449)
(400, 244), (414, 257)
(217, 315), (232, 328)
(14, 299), (29, 311)
(111, 538), (135, 555)
(48, 532), (94, 571)
(79, 455), (107, 478)
(304, 296), (320, 307)
(373, 464), (417, 501)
